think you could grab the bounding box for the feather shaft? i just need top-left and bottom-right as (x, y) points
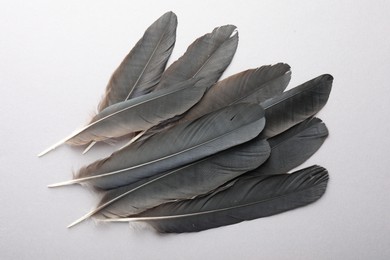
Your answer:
(50, 103), (266, 189)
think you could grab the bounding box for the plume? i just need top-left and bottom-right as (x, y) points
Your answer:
(67, 138), (270, 227)
(125, 24), (240, 143)
(138, 63), (291, 140)
(260, 74), (333, 138)
(252, 117), (329, 175)
(49, 103), (266, 189)
(38, 12), (177, 156)
(102, 165), (329, 233)
(155, 24), (238, 90)
(67, 116), (327, 227)
(181, 63), (291, 122)
(98, 11), (177, 110)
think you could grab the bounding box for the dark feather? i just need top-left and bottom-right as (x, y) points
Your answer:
(251, 117), (329, 175)
(67, 138), (270, 227)
(137, 63), (291, 142)
(49, 103), (266, 190)
(98, 11), (177, 110)
(104, 165), (329, 233)
(155, 24), (238, 91)
(261, 74), (333, 138)
(181, 63), (291, 122)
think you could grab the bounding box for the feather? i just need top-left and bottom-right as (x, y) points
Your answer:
(102, 165), (329, 233)
(49, 103), (266, 189)
(67, 138), (270, 227)
(133, 63), (291, 143)
(260, 74), (333, 138)
(38, 12), (177, 157)
(98, 11), (177, 110)
(252, 117), (329, 175)
(181, 63), (291, 122)
(126, 24), (239, 143)
(193, 117), (329, 200)
(155, 24), (238, 91)
(38, 78), (206, 155)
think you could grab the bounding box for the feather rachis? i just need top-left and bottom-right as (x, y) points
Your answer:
(50, 103), (266, 189)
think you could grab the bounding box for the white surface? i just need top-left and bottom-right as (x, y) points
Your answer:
(1, 0), (389, 259)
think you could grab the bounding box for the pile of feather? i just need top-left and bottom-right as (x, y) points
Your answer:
(40, 12), (333, 233)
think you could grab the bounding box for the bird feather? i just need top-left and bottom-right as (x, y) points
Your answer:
(181, 63), (291, 122)
(252, 117), (329, 175)
(155, 24), (238, 91)
(49, 103), (266, 189)
(39, 78), (207, 155)
(260, 74), (333, 138)
(134, 63), (291, 143)
(98, 11), (177, 110)
(103, 165), (329, 233)
(67, 138), (270, 227)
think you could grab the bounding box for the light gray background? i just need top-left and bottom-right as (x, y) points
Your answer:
(1, 0), (389, 259)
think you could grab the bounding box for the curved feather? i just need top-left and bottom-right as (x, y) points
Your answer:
(136, 63), (291, 143)
(39, 78), (206, 154)
(181, 63), (291, 122)
(155, 24), (238, 91)
(67, 139), (270, 227)
(251, 117), (329, 175)
(67, 79), (207, 145)
(261, 74), (333, 138)
(50, 103), (266, 189)
(98, 11), (177, 110)
(105, 165), (329, 233)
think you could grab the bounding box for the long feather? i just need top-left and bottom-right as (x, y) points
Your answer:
(103, 165), (329, 233)
(260, 74), (333, 138)
(189, 117), (329, 202)
(252, 117), (329, 175)
(68, 117), (328, 227)
(38, 78), (206, 154)
(155, 24), (238, 91)
(181, 63), (291, 122)
(38, 12), (177, 157)
(133, 63), (291, 143)
(49, 103), (266, 189)
(98, 11), (177, 110)
(67, 138), (270, 227)
(125, 25), (239, 143)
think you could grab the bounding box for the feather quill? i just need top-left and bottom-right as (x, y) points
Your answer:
(67, 138), (270, 227)
(38, 12), (177, 156)
(67, 117), (327, 227)
(49, 103), (266, 189)
(260, 74), (333, 138)
(103, 165), (329, 233)
(38, 78), (206, 154)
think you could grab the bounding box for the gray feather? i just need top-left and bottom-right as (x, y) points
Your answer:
(51, 103), (266, 189)
(106, 165), (328, 233)
(155, 24), (238, 90)
(98, 11), (177, 110)
(251, 117), (329, 175)
(261, 74), (333, 138)
(69, 138), (270, 226)
(138, 63), (291, 141)
(65, 78), (206, 145)
(180, 63), (291, 122)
